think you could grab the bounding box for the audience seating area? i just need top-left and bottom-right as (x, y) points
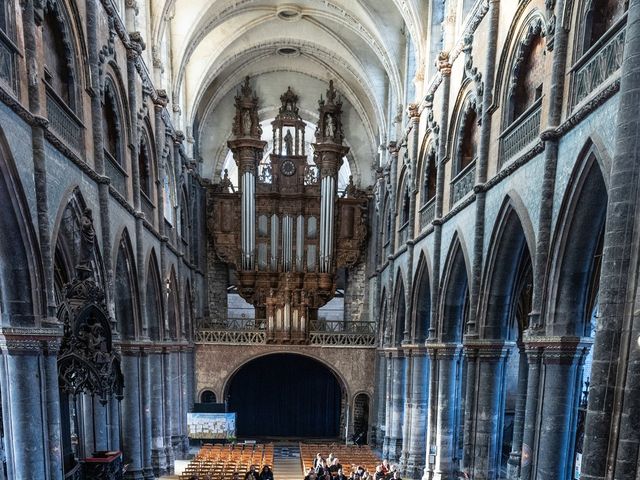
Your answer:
(300, 443), (380, 475)
(180, 443), (274, 479)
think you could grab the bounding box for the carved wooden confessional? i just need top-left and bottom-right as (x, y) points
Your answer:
(209, 77), (368, 343)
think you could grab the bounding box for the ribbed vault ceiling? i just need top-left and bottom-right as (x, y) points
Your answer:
(153, 0), (426, 186)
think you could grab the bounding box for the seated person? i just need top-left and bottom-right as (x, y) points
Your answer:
(314, 453), (324, 468)
(305, 467), (318, 480)
(335, 467), (348, 480)
(259, 465), (274, 480)
(373, 466), (385, 480)
(244, 464), (260, 480)
(329, 458), (342, 474)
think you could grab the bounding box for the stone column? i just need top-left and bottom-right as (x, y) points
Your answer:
(581, 1), (640, 478)
(506, 346), (528, 479)
(179, 347), (190, 457)
(170, 349), (183, 459)
(121, 350), (144, 480)
(432, 345), (461, 480)
(470, 344), (510, 479)
(163, 349), (175, 471)
(534, 340), (589, 479)
(461, 346), (478, 475)
(140, 351), (153, 480)
(43, 340), (64, 480)
(405, 351), (429, 479)
(422, 347), (439, 480)
(387, 353), (406, 462)
(373, 351), (387, 450)
(149, 350), (167, 475)
(382, 352), (394, 459)
(519, 346), (542, 480)
(399, 351), (413, 473)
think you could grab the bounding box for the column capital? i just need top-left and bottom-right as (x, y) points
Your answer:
(425, 341), (462, 359)
(523, 335), (593, 364)
(463, 340), (515, 360)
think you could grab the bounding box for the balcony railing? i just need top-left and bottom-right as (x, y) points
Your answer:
(105, 151), (127, 197)
(499, 99), (542, 165)
(141, 193), (155, 224)
(0, 31), (17, 94)
(419, 199), (436, 229)
(195, 318), (267, 345)
(450, 160), (476, 206)
(309, 320), (377, 347)
(46, 89), (84, 155)
(571, 18), (626, 109)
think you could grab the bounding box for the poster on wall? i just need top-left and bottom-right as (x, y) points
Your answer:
(187, 412), (237, 439)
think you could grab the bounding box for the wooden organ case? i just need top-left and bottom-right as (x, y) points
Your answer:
(208, 78), (369, 344)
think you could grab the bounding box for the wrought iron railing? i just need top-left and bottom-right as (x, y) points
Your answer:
(105, 151), (127, 197)
(571, 19), (626, 109)
(0, 31), (17, 93)
(196, 318), (267, 345)
(309, 320), (376, 347)
(141, 193), (155, 225)
(309, 320), (376, 334)
(419, 199), (436, 229)
(450, 160), (476, 206)
(200, 317), (266, 330)
(46, 89), (84, 155)
(499, 99), (542, 164)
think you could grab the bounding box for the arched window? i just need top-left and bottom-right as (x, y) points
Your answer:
(401, 185), (410, 225)
(582, 0), (626, 54)
(508, 25), (546, 124)
(0, 0), (11, 34)
(421, 146), (437, 204)
(42, 7), (75, 109)
(456, 102), (479, 175)
(139, 136), (153, 199)
(103, 82), (123, 165)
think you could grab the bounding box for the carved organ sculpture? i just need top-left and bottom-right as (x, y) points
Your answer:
(209, 77), (368, 344)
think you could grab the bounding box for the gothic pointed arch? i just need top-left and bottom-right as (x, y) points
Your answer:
(392, 270), (406, 346)
(451, 91), (480, 177)
(440, 235), (470, 343)
(146, 249), (163, 341)
(103, 74), (128, 182)
(167, 266), (180, 341)
(139, 118), (157, 210)
(479, 197), (535, 340)
(113, 228), (139, 340)
(411, 252), (432, 343)
(0, 132), (44, 326)
(52, 187), (105, 302)
(547, 143), (608, 337)
(418, 139), (437, 207)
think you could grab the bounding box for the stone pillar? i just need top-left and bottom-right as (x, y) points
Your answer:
(179, 348), (190, 457)
(149, 350), (167, 475)
(170, 350), (183, 459)
(461, 346), (478, 475)
(399, 352), (413, 473)
(422, 347), (439, 480)
(140, 352), (153, 480)
(470, 344), (510, 479)
(519, 346), (542, 480)
(43, 341), (64, 480)
(121, 350), (144, 480)
(405, 351), (429, 479)
(373, 352), (387, 449)
(382, 352), (393, 459)
(387, 353), (406, 462)
(581, 1), (640, 478)
(432, 345), (461, 480)
(534, 340), (589, 479)
(506, 346), (528, 479)
(163, 349), (175, 471)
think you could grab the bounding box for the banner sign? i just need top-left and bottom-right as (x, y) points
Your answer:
(187, 412), (236, 439)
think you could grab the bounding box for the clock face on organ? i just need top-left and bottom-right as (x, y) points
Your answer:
(281, 159), (296, 176)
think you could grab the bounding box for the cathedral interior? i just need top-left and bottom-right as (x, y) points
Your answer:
(0, 0), (638, 479)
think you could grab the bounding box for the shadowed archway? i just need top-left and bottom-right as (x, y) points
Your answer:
(227, 353), (343, 437)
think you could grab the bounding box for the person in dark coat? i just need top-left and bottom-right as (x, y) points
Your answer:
(259, 465), (274, 480)
(245, 464), (260, 480)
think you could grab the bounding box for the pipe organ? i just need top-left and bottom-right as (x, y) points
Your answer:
(208, 77), (369, 344)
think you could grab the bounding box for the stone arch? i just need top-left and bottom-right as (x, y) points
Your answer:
(479, 196), (535, 340)
(450, 89), (480, 176)
(184, 278), (194, 342)
(52, 187), (105, 301)
(546, 144), (608, 337)
(411, 251), (432, 343)
(392, 269), (407, 346)
(103, 74), (128, 170)
(167, 266), (180, 340)
(42, 0), (86, 113)
(138, 118), (157, 204)
(439, 235), (470, 343)
(0, 134), (44, 325)
(145, 249), (164, 341)
(396, 166), (411, 228)
(222, 350), (350, 401)
(418, 138), (437, 207)
(352, 391), (371, 442)
(113, 228), (139, 340)
(199, 389), (217, 404)
(494, 7), (546, 116)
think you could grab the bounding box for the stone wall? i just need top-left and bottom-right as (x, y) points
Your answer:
(344, 261), (368, 323)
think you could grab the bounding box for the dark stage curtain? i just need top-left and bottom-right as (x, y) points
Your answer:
(227, 353), (342, 437)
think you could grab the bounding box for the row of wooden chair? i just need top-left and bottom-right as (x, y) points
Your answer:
(300, 443), (380, 476)
(180, 443), (274, 479)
